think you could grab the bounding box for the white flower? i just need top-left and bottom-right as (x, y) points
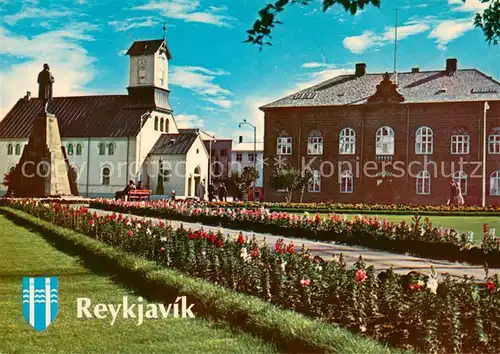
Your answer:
(489, 228), (496, 237)
(240, 248), (251, 263)
(427, 278), (438, 294)
(201, 251), (206, 257)
(280, 261), (287, 272)
(136, 223), (142, 229)
(146, 228), (152, 236)
(160, 237), (167, 242)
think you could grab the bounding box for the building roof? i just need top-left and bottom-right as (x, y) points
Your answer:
(150, 133), (198, 154)
(261, 69), (500, 109)
(126, 39), (172, 59)
(232, 142), (264, 152)
(0, 96), (150, 138)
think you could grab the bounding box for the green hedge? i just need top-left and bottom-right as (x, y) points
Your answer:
(0, 207), (402, 354)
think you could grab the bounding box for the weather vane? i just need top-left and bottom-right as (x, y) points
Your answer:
(162, 19), (167, 40)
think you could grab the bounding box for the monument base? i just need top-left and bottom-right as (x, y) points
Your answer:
(7, 112), (77, 198)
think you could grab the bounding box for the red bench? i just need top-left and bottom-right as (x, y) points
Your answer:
(128, 189), (152, 201)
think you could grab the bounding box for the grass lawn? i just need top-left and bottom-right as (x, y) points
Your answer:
(309, 213), (499, 243)
(0, 214), (277, 353)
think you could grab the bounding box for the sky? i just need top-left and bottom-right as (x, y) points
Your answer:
(1, 0), (499, 142)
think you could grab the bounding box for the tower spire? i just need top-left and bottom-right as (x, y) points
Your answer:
(162, 19), (167, 41)
(393, 8), (399, 86)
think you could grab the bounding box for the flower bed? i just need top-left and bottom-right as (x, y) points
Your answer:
(208, 201), (500, 216)
(6, 199), (500, 353)
(90, 199), (500, 267)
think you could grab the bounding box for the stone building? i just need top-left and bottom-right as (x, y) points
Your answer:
(261, 59), (500, 205)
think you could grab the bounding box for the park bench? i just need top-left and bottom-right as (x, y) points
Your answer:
(127, 189), (152, 201)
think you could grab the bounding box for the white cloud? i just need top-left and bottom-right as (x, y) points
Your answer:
(428, 19), (474, 50)
(302, 62), (336, 69)
(174, 113), (205, 128)
(3, 7), (72, 25)
(0, 24), (96, 117)
(132, 0), (233, 27)
(108, 17), (159, 32)
(448, 0), (489, 12)
(170, 65), (232, 109)
(293, 67), (353, 92)
(343, 23), (430, 54)
(343, 31), (376, 54)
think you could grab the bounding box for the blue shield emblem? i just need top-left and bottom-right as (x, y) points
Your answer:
(22, 277), (58, 332)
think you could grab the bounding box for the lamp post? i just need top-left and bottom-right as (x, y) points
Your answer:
(138, 111), (151, 182)
(208, 134), (216, 186)
(238, 119), (257, 201)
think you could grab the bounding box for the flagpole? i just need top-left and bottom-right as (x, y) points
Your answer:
(394, 8), (399, 86)
(482, 101), (490, 207)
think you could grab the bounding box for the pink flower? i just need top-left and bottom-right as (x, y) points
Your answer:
(300, 279), (311, 287)
(89, 220), (95, 227)
(355, 269), (367, 283)
(127, 230), (133, 237)
(160, 247), (165, 252)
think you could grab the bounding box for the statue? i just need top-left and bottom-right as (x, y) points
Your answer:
(37, 63), (55, 114)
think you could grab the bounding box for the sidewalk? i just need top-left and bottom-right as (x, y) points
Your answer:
(90, 208), (498, 280)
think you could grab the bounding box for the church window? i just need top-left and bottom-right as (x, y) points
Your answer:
(165, 119), (169, 133)
(108, 143), (114, 156)
(160, 118), (164, 132)
(7, 144), (13, 155)
(76, 144), (82, 156)
(101, 167), (111, 185)
(15, 144), (21, 155)
(154, 117), (159, 131)
(98, 143), (105, 155)
(67, 144), (74, 156)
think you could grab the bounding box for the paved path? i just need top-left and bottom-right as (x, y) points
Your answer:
(90, 208), (499, 280)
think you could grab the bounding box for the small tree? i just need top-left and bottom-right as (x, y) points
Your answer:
(225, 166), (260, 201)
(269, 167), (312, 203)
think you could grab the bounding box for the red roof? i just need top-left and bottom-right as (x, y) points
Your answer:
(0, 95), (149, 138)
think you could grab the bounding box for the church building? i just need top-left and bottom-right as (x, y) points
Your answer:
(0, 38), (209, 198)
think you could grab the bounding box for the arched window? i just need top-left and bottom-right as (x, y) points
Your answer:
(307, 130), (323, 155)
(15, 144), (21, 155)
(160, 118), (165, 132)
(416, 171), (431, 195)
(416, 126), (433, 155)
(489, 127), (500, 154)
(67, 143), (74, 156)
(154, 117), (159, 131)
(453, 171), (468, 196)
(98, 143), (105, 155)
(101, 167), (111, 185)
(108, 143), (114, 156)
(376, 126), (395, 155)
(165, 119), (169, 133)
(308, 169), (321, 192)
(340, 170), (353, 193)
(7, 144), (13, 155)
(277, 131), (292, 155)
(339, 128), (356, 155)
(451, 128), (470, 154)
(490, 171), (500, 196)
(76, 144), (82, 156)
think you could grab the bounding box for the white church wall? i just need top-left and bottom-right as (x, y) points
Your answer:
(146, 154), (186, 198)
(185, 136), (209, 197)
(0, 139), (29, 195)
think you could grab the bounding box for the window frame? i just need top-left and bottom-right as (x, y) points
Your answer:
(98, 143), (106, 156)
(490, 171), (500, 196)
(376, 126), (395, 156)
(101, 167), (111, 186)
(15, 144), (21, 155)
(452, 171), (468, 196)
(340, 170), (354, 194)
(154, 117), (159, 131)
(339, 128), (356, 155)
(276, 137), (292, 155)
(108, 143), (114, 156)
(67, 143), (74, 156)
(308, 169), (321, 193)
(489, 133), (500, 154)
(236, 153), (243, 162)
(416, 170), (431, 195)
(7, 144), (13, 155)
(76, 144), (82, 156)
(248, 153), (256, 162)
(415, 126), (433, 155)
(307, 135), (323, 155)
(451, 134), (470, 155)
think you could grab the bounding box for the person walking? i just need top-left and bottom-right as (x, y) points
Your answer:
(218, 183), (227, 202)
(199, 180), (206, 201)
(208, 183), (215, 202)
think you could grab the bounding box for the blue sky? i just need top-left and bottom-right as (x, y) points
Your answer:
(1, 0), (499, 141)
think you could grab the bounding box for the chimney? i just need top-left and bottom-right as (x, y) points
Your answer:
(24, 91), (31, 101)
(355, 63), (366, 77)
(239, 136), (243, 143)
(446, 58), (457, 75)
(411, 67), (420, 73)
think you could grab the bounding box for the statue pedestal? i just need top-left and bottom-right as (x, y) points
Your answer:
(8, 112), (75, 197)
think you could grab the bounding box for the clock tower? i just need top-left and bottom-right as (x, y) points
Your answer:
(126, 39), (173, 112)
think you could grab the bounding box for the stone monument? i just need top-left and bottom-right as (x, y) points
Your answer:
(6, 64), (77, 197)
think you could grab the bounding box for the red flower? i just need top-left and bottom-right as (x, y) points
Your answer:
(486, 281), (496, 293)
(286, 243), (295, 255)
(216, 239), (223, 248)
(250, 249), (261, 258)
(160, 247), (165, 252)
(300, 279), (311, 287)
(237, 234), (245, 245)
(409, 283), (415, 290)
(127, 230), (133, 237)
(483, 224), (489, 234)
(355, 269), (367, 283)
(89, 220), (95, 227)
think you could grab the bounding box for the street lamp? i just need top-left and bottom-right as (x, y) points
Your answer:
(138, 111), (151, 182)
(238, 119), (257, 201)
(208, 134), (216, 186)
